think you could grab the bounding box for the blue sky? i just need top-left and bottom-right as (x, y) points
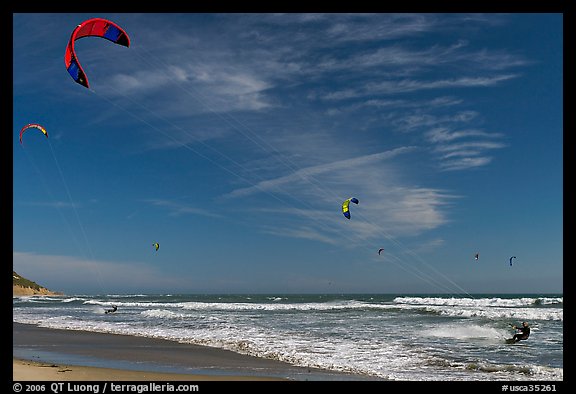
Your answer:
(12, 13), (563, 295)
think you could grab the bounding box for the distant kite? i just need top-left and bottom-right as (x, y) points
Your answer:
(509, 256), (516, 266)
(153, 243), (160, 251)
(65, 18), (130, 88)
(19, 124), (48, 144)
(474, 253), (479, 261)
(378, 248), (385, 256)
(342, 197), (359, 220)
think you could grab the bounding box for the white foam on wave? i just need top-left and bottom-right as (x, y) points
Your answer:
(178, 300), (375, 312)
(13, 296), (63, 303)
(60, 297), (87, 303)
(13, 294), (563, 382)
(394, 296), (562, 308)
(426, 324), (506, 340)
(141, 309), (183, 319)
(13, 310), (562, 381)
(426, 305), (562, 321)
(392, 297), (563, 321)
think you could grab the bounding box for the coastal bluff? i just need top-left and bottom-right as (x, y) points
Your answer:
(13, 271), (63, 296)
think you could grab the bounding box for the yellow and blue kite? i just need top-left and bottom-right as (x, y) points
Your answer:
(342, 197), (359, 219)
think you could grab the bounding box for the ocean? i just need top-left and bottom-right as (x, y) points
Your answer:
(13, 293), (563, 381)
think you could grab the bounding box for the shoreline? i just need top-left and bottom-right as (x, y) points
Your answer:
(13, 357), (284, 381)
(13, 323), (383, 381)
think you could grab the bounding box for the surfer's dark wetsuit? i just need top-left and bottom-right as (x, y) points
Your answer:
(512, 322), (530, 342)
(105, 305), (117, 314)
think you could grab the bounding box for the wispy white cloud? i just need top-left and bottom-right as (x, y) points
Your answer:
(101, 62), (274, 114)
(348, 104), (508, 172)
(439, 156), (494, 171)
(388, 187), (455, 231)
(322, 14), (438, 42)
(332, 96), (463, 115)
(87, 13), (527, 123)
(13, 251), (194, 293)
(435, 148), (504, 171)
(26, 14), (523, 236)
(389, 111), (479, 133)
(76, 13), (525, 182)
(440, 150), (483, 159)
(12, 14), (560, 294)
(425, 127), (504, 143)
(143, 199), (222, 218)
(322, 74), (519, 101)
(313, 40), (528, 75)
(434, 141), (507, 153)
(222, 147), (416, 199)
(221, 149), (458, 242)
(424, 124), (506, 171)
(105, 67), (188, 95)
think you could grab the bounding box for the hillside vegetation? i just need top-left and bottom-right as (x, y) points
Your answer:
(13, 271), (63, 296)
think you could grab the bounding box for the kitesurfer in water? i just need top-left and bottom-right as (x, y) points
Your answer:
(105, 305), (117, 314)
(510, 321), (530, 342)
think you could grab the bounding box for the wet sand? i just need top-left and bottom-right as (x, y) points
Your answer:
(13, 323), (380, 381)
(13, 357), (283, 381)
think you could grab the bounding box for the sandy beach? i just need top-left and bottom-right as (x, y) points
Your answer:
(13, 323), (374, 381)
(13, 357), (284, 381)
